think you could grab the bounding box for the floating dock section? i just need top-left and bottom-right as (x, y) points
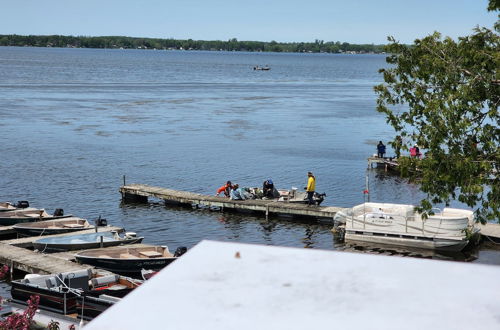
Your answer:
(119, 184), (342, 222)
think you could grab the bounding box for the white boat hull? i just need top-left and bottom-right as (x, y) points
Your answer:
(344, 231), (469, 252)
(335, 203), (478, 252)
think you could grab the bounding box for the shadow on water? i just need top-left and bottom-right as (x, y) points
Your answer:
(336, 241), (480, 262)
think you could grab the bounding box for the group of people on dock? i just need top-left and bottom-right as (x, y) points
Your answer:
(215, 171), (317, 205)
(376, 138), (421, 159)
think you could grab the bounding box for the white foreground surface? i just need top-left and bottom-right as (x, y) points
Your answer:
(86, 240), (500, 330)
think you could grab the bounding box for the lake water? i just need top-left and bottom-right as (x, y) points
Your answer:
(0, 46), (498, 266)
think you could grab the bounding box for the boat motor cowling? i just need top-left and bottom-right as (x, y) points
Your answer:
(95, 216), (107, 227)
(53, 208), (64, 216)
(15, 201), (29, 209)
(174, 246), (188, 257)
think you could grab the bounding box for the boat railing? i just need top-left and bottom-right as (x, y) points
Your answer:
(431, 207), (442, 215)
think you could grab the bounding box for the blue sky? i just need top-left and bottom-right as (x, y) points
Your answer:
(1, 0), (497, 44)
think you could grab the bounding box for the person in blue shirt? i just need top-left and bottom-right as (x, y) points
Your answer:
(377, 141), (386, 158)
(262, 179), (275, 199)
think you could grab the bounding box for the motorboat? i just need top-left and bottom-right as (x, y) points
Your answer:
(0, 201), (30, 212)
(253, 65), (270, 71)
(74, 245), (187, 275)
(277, 188), (326, 206)
(334, 202), (480, 251)
(12, 217), (95, 237)
(0, 208), (71, 226)
(10, 269), (142, 320)
(33, 231), (144, 253)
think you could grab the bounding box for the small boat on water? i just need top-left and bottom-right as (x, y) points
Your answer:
(0, 208), (71, 226)
(0, 200), (30, 212)
(253, 65), (270, 71)
(74, 245), (187, 275)
(33, 231), (144, 253)
(334, 202), (480, 251)
(12, 217), (95, 237)
(10, 269), (142, 320)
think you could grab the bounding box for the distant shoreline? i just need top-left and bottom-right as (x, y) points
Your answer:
(0, 34), (386, 54)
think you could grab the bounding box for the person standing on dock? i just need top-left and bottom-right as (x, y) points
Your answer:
(377, 141), (386, 158)
(305, 172), (316, 205)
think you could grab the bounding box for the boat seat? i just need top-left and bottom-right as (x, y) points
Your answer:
(60, 269), (92, 291)
(119, 253), (137, 259)
(63, 223), (85, 228)
(139, 251), (163, 258)
(25, 275), (54, 287)
(107, 284), (128, 291)
(45, 276), (62, 288)
(91, 275), (119, 288)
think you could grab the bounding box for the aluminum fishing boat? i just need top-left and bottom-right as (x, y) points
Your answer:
(10, 269), (142, 320)
(334, 202), (479, 251)
(33, 231), (144, 252)
(0, 201), (30, 212)
(12, 217), (95, 237)
(0, 208), (71, 226)
(74, 245), (186, 275)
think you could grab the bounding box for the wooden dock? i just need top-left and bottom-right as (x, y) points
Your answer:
(0, 225), (123, 275)
(479, 223), (500, 243)
(0, 243), (90, 275)
(119, 184), (343, 221)
(367, 156), (399, 171)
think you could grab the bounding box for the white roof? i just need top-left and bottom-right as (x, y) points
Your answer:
(85, 240), (500, 330)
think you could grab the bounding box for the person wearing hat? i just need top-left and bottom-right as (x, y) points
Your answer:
(305, 172), (316, 205)
(262, 179), (275, 199)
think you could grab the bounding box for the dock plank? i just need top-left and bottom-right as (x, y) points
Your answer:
(120, 184), (343, 221)
(0, 243), (88, 274)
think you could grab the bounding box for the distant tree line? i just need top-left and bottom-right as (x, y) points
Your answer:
(0, 35), (386, 54)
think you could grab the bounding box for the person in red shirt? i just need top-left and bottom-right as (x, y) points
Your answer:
(216, 181), (232, 197)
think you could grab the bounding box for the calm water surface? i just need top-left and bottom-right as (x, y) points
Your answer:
(0, 47), (498, 269)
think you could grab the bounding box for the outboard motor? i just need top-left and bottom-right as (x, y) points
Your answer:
(95, 216), (107, 227)
(53, 208), (64, 216)
(174, 246), (188, 257)
(15, 201), (29, 209)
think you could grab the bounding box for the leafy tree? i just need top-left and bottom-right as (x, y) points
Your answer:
(374, 2), (499, 223)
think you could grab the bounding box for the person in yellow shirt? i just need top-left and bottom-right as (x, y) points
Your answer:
(306, 171), (316, 205)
